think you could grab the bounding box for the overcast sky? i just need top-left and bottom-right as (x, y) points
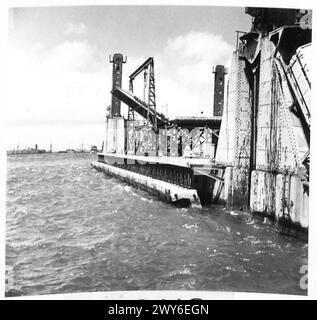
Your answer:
(6, 5), (251, 150)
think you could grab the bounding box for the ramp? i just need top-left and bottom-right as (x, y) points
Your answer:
(112, 86), (168, 129)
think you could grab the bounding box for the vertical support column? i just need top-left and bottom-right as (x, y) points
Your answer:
(148, 59), (159, 156)
(109, 53), (126, 117)
(104, 117), (126, 154)
(250, 38), (280, 218)
(213, 65), (227, 116)
(148, 60), (157, 132)
(214, 51), (252, 208)
(128, 79), (135, 121)
(230, 52), (252, 209)
(106, 53), (126, 155)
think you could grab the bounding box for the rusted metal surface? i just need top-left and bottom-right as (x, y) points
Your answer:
(255, 37), (275, 171)
(215, 52), (239, 165)
(104, 117), (126, 154)
(92, 161), (201, 208)
(126, 122), (220, 159)
(213, 65), (227, 116)
(109, 53), (126, 117)
(214, 50), (251, 208)
(127, 57), (158, 134)
(250, 170), (276, 215)
(215, 22), (310, 228)
(250, 35), (310, 172)
(97, 153), (220, 205)
(246, 7), (310, 34)
(102, 14), (311, 229)
(170, 116), (221, 130)
(111, 87), (168, 129)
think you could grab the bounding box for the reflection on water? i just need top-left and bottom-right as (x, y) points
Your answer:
(6, 153), (308, 296)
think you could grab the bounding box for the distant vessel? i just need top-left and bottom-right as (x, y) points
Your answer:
(7, 143), (97, 155)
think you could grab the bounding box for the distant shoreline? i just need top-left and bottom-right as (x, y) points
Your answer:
(7, 151), (95, 156)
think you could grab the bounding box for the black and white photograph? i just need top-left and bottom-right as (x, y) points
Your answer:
(2, 1), (313, 299)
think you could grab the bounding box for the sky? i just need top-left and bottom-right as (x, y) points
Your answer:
(5, 5), (252, 151)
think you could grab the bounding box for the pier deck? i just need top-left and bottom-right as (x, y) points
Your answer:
(96, 152), (226, 206)
(98, 152), (216, 169)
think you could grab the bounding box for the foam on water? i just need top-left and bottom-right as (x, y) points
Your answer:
(5, 153), (308, 296)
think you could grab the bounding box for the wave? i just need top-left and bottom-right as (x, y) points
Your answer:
(5, 153), (308, 296)
(182, 223), (199, 233)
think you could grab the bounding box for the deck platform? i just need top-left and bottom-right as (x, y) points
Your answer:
(98, 152), (215, 169)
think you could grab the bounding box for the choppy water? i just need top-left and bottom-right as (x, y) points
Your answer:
(6, 153), (308, 296)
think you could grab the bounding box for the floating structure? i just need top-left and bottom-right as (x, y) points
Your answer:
(93, 53), (223, 207)
(92, 7), (311, 232)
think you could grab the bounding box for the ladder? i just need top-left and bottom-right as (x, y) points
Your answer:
(281, 171), (292, 233)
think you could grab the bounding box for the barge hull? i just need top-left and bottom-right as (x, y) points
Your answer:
(91, 161), (202, 208)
